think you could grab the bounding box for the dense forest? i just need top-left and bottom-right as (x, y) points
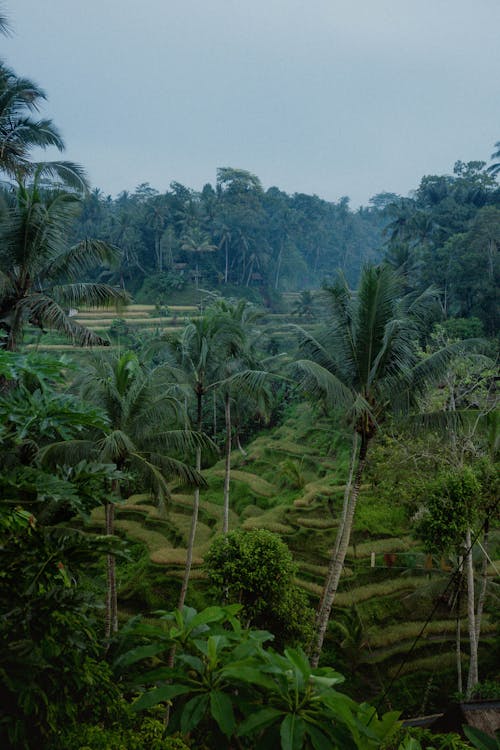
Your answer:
(68, 158), (499, 337)
(0, 7), (499, 750)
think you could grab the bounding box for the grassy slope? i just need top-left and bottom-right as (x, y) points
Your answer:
(47, 297), (498, 712)
(87, 398), (499, 713)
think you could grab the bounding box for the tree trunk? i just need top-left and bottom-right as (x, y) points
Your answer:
(222, 391), (231, 534)
(456, 558), (463, 694)
(310, 435), (369, 667)
(213, 389), (217, 438)
(236, 433), (247, 457)
(475, 520), (489, 645)
(315, 432), (359, 624)
(105, 494), (118, 639)
(465, 527), (478, 697)
(177, 391), (203, 611)
(274, 239), (283, 291)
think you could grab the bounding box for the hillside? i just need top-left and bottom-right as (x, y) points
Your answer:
(88, 399), (500, 715)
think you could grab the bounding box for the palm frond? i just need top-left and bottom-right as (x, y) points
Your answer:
(28, 160), (89, 192)
(354, 264), (404, 386)
(407, 339), (487, 399)
(17, 293), (111, 347)
(98, 429), (137, 463)
(52, 282), (130, 309)
(144, 451), (207, 489)
(39, 439), (100, 467)
(215, 368), (285, 398)
(147, 429), (217, 457)
(291, 359), (353, 409)
(45, 239), (123, 280)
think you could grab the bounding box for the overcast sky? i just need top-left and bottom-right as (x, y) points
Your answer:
(3, 0), (500, 205)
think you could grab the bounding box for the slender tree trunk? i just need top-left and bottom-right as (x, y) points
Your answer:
(222, 391), (231, 534)
(105, 488), (119, 639)
(465, 527), (478, 697)
(224, 241), (228, 284)
(475, 520), (489, 645)
(236, 433), (247, 457)
(310, 435), (369, 667)
(456, 558), (463, 694)
(213, 390), (217, 438)
(245, 259), (254, 287)
(315, 432), (359, 623)
(6, 305), (24, 351)
(177, 391), (203, 611)
(274, 239), (283, 291)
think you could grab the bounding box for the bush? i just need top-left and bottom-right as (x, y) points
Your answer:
(137, 271), (187, 303)
(51, 719), (190, 750)
(204, 529), (314, 647)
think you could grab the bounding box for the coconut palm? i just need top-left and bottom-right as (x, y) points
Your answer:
(159, 306), (244, 608)
(209, 298), (271, 533)
(0, 63), (87, 187)
(0, 171), (128, 350)
(0, 8), (10, 35)
(78, 350), (207, 636)
(180, 227), (216, 288)
(487, 140), (500, 176)
(293, 264), (471, 666)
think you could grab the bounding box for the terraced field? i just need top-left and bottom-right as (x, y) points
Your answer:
(29, 291), (498, 707)
(87, 399), (499, 705)
(24, 293), (316, 353)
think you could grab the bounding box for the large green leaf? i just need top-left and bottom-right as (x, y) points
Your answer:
(132, 683), (191, 712)
(238, 707), (284, 736)
(176, 653), (204, 672)
(221, 663), (276, 691)
(180, 693), (209, 734)
(284, 647), (311, 685)
(280, 714), (306, 750)
(210, 690), (236, 737)
(463, 726), (499, 750)
(305, 723), (334, 750)
(189, 605), (230, 631)
(113, 643), (167, 669)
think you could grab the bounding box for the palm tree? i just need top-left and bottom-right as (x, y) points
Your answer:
(79, 350), (206, 637)
(0, 171), (128, 350)
(180, 227), (216, 289)
(159, 306), (243, 608)
(0, 8), (11, 35)
(0, 63), (87, 187)
(487, 140), (500, 176)
(209, 299), (271, 534)
(293, 264), (469, 666)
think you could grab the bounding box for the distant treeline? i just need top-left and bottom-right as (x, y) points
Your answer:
(69, 160), (499, 334)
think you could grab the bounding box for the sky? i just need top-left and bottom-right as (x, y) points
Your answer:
(3, 0), (500, 206)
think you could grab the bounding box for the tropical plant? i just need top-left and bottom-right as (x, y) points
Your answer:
(180, 227), (216, 288)
(0, 352), (126, 748)
(464, 726), (500, 750)
(209, 298), (271, 533)
(293, 263), (476, 665)
(76, 349), (207, 636)
(487, 140), (500, 177)
(126, 604), (400, 750)
(204, 528), (314, 646)
(0, 173), (129, 350)
(157, 305), (244, 608)
(0, 57), (89, 189)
